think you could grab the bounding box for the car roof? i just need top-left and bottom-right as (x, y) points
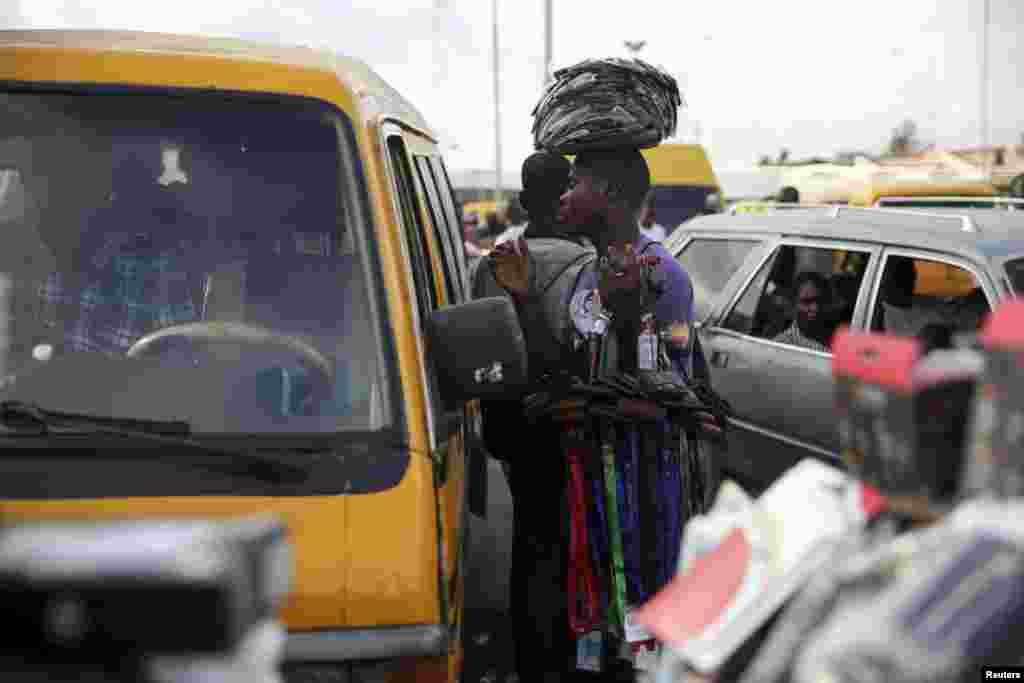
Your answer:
(0, 29), (436, 140)
(683, 207), (1024, 263)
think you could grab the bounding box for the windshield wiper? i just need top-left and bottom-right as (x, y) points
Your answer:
(0, 401), (191, 436)
(0, 401), (310, 483)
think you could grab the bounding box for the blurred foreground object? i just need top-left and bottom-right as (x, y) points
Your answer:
(832, 329), (983, 515)
(634, 460), (885, 678)
(0, 515), (290, 683)
(960, 299), (1024, 499)
(792, 500), (1024, 683)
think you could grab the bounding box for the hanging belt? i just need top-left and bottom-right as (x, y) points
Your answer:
(600, 422), (629, 635)
(638, 421), (661, 601)
(585, 420), (610, 619)
(659, 418), (685, 589)
(566, 426), (602, 635)
(618, 425), (643, 606)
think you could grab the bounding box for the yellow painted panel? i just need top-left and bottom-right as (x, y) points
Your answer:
(0, 47), (358, 118)
(641, 144), (719, 188)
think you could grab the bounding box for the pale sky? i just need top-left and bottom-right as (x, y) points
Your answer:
(7, 0), (1024, 181)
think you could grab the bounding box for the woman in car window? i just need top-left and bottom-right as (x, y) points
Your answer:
(773, 271), (833, 352)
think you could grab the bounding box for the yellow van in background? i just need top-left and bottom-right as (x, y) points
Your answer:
(641, 143), (722, 230)
(461, 199), (505, 227)
(0, 30), (527, 683)
(849, 177), (996, 296)
(848, 177), (998, 208)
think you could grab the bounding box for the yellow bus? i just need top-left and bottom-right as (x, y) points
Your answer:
(0, 29), (527, 683)
(640, 143), (721, 230)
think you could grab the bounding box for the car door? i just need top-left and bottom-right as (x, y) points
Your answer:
(699, 237), (880, 492)
(383, 128), (467, 648)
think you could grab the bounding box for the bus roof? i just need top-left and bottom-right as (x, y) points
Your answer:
(0, 29), (437, 141)
(641, 143), (719, 189)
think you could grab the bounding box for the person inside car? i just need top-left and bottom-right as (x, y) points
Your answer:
(43, 144), (212, 358)
(773, 270), (834, 352)
(755, 248), (798, 338)
(877, 256), (918, 335)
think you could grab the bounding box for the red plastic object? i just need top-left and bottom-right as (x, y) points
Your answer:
(980, 299), (1024, 350)
(832, 328), (921, 393)
(632, 527), (751, 649)
(860, 483), (889, 519)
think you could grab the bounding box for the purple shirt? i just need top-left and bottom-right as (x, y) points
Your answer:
(570, 234), (696, 379)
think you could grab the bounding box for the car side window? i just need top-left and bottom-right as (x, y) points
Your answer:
(387, 137), (438, 323)
(675, 238), (759, 320)
(722, 244), (872, 353)
(429, 157), (471, 298)
(414, 155), (460, 304)
(870, 255), (991, 338)
(387, 136), (454, 435)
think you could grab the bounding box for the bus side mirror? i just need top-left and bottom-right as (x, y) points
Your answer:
(426, 297), (529, 405)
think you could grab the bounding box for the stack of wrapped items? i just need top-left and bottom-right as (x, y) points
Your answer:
(960, 299), (1024, 499)
(832, 329), (984, 521)
(531, 58), (683, 154)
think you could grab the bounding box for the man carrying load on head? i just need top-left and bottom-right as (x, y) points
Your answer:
(480, 57), (719, 681)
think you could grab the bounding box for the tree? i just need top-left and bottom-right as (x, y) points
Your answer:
(887, 120), (922, 157)
(758, 155), (774, 166)
(777, 148), (790, 165)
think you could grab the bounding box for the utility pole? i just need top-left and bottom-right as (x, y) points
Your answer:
(433, 0), (444, 92)
(981, 0), (991, 174)
(492, 0), (502, 203)
(543, 0), (553, 86)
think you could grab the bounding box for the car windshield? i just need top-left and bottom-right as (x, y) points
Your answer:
(0, 91), (389, 434)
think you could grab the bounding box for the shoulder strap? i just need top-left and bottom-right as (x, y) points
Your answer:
(638, 240), (661, 255)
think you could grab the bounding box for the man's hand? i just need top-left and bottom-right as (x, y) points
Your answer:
(598, 244), (659, 322)
(489, 237), (531, 301)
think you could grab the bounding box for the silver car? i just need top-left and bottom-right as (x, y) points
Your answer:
(666, 206), (1024, 493)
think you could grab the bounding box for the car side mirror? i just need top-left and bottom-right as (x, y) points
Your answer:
(425, 297), (529, 405)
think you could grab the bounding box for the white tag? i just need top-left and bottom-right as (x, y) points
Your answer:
(638, 333), (657, 370)
(576, 631), (603, 672)
(625, 606), (654, 643)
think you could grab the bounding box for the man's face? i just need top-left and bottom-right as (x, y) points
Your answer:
(795, 281), (823, 332)
(557, 167), (609, 230)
